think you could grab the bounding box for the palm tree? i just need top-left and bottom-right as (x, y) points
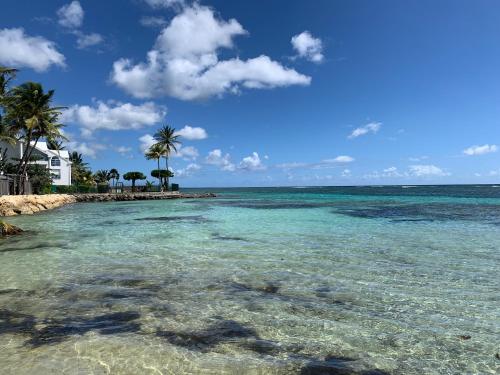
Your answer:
(154, 125), (180, 190)
(145, 143), (165, 190)
(0, 67), (17, 145)
(123, 171), (146, 192)
(4, 82), (66, 193)
(109, 168), (119, 186)
(0, 66), (17, 99)
(47, 138), (65, 150)
(94, 169), (111, 184)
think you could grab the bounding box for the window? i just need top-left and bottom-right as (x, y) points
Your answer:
(50, 170), (61, 180)
(51, 157), (61, 167)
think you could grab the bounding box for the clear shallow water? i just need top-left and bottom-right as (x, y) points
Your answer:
(1, 185), (499, 374)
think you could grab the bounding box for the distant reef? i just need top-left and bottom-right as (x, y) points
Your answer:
(0, 192), (216, 216)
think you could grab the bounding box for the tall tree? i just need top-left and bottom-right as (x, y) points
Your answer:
(145, 143), (165, 190)
(109, 168), (119, 186)
(4, 82), (66, 193)
(154, 125), (180, 190)
(47, 138), (65, 150)
(0, 67), (17, 145)
(94, 169), (111, 184)
(123, 172), (146, 192)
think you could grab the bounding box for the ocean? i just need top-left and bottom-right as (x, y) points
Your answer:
(1, 185), (499, 374)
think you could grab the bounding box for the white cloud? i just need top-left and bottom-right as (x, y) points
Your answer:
(57, 1), (104, 50)
(173, 145), (199, 160)
(276, 162), (308, 169)
(76, 32), (103, 49)
(140, 16), (168, 28)
(463, 144), (498, 156)
(341, 169), (351, 177)
(139, 134), (156, 153)
(175, 125), (207, 140)
(323, 155), (355, 163)
(176, 163), (201, 177)
(57, 1), (84, 28)
(111, 4), (310, 100)
(67, 141), (106, 159)
(0, 28), (65, 72)
(142, 0), (185, 9)
(205, 149), (235, 171)
(239, 152), (266, 171)
(291, 31), (324, 63)
(115, 146), (132, 156)
(409, 164), (449, 177)
(408, 155), (429, 162)
(348, 122), (381, 139)
(63, 100), (166, 137)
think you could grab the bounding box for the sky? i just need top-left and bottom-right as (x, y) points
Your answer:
(1, 0), (499, 187)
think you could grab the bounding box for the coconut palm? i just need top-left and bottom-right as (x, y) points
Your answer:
(145, 143), (165, 190)
(4, 82), (66, 193)
(0, 67), (17, 145)
(0, 66), (17, 99)
(109, 168), (119, 186)
(94, 169), (111, 184)
(123, 171), (146, 192)
(47, 138), (65, 150)
(154, 125), (180, 189)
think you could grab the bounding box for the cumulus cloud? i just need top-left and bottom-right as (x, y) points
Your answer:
(291, 31), (324, 63)
(111, 4), (310, 100)
(0, 28), (65, 72)
(62, 100), (166, 137)
(176, 163), (201, 177)
(76, 32), (103, 49)
(57, 1), (84, 28)
(463, 144), (497, 156)
(409, 164), (449, 177)
(139, 134), (156, 153)
(348, 122), (381, 139)
(205, 149), (235, 171)
(173, 145), (199, 160)
(115, 145), (132, 156)
(57, 1), (104, 49)
(239, 152), (266, 171)
(67, 141), (106, 159)
(175, 125), (207, 140)
(140, 16), (168, 28)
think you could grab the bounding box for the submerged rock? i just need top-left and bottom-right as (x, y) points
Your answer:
(0, 221), (23, 236)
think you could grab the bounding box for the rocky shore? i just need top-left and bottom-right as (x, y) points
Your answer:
(0, 192), (216, 216)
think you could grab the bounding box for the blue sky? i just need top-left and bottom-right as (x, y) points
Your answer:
(1, 0), (499, 187)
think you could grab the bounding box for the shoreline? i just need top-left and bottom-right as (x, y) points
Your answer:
(0, 192), (216, 217)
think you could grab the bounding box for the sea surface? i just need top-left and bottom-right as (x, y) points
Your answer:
(0, 185), (499, 374)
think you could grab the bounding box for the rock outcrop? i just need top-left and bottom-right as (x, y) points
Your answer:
(0, 194), (77, 216)
(73, 192), (216, 202)
(0, 221), (23, 236)
(0, 192), (216, 216)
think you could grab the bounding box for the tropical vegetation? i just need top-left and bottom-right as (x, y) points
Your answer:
(1, 65), (181, 195)
(153, 125), (180, 189)
(123, 172), (146, 192)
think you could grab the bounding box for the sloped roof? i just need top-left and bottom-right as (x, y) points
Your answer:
(30, 141), (70, 160)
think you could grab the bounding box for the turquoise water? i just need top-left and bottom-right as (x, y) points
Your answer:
(1, 186), (499, 374)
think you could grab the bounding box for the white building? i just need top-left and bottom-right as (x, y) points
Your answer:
(0, 141), (72, 186)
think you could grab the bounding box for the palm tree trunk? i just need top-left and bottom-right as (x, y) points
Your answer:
(19, 136), (40, 195)
(165, 156), (169, 191)
(132, 179), (136, 192)
(157, 157), (162, 192)
(15, 131), (33, 194)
